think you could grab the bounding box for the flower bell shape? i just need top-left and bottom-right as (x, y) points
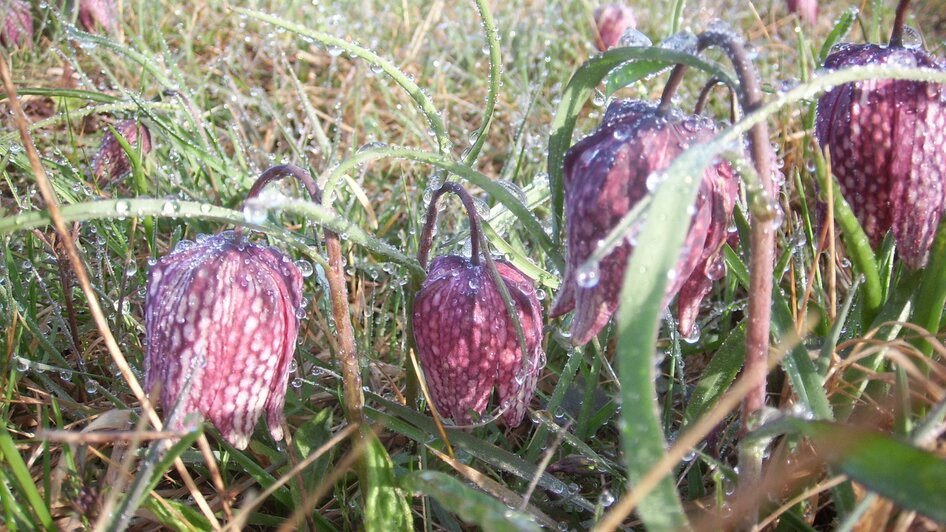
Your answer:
(815, 41), (946, 268)
(144, 232), (303, 449)
(413, 256), (544, 427)
(92, 120), (152, 183)
(786, 0), (817, 25)
(551, 100), (737, 345)
(593, 4), (636, 51)
(1, 0), (33, 49)
(78, 0), (117, 33)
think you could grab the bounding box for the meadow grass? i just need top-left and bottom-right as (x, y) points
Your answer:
(1, 0), (946, 530)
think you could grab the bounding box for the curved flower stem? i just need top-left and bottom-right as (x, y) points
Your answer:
(693, 77), (738, 123)
(698, 30), (777, 517)
(417, 183), (482, 269)
(889, 0), (911, 47)
(245, 164), (365, 425)
(655, 32), (776, 496)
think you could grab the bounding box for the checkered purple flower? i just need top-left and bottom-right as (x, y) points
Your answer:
(144, 232), (303, 449)
(816, 42), (946, 268)
(413, 255), (544, 428)
(551, 99), (737, 345)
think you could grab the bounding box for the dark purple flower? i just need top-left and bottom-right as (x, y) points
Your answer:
(551, 100), (737, 345)
(144, 232), (304, 449)
(92, 119), (152, 183)
(786, 0), (817, 25)
(1, 0), (33, 49)
(78, 0), (117, 33)
(815, 43), (946, 268)
(413, 255), (544, 427)
(593, 4), (636, 51)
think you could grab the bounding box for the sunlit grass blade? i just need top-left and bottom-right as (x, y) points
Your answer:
(0, 424), (55, 530)
(0, 198), (422, 276)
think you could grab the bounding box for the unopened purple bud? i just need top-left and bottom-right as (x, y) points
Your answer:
(593, 4), (636, 51)
(785, 0), (817, 25)
(144, 232), (303, 449)
(816, 42), (946, 268)
(551, 100), (737, 345)
(78, 0), (117, 33)
(413, 256), (544, 427)
(1, 0), (33, 49)
(92, 120), (152, 183)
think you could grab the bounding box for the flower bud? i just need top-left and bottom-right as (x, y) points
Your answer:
(413, 255), (544, 427)
(78, 0), (117, 33)
(1, 0), (33, 49)
(786, 0), (817, 25)
(815, 42), (946, 268)
(551, 100), (737, 345)
(593, 4), (636, 51)
(144, 232), (304, 449)
(92, 120), (152, 183)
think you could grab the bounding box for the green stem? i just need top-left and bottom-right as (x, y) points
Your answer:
(463, 0), (501, 167)
(812, 146), (884, 322)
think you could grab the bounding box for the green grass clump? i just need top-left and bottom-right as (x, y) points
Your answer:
(1, 0), (946, 530)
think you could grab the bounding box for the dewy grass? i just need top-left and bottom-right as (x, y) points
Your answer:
(2, 0), (946, 530)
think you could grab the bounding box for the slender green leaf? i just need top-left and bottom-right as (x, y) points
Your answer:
(363, 431), (413, 532)
(793, 420), (946, 523)
(604, 60), (667, 96)
(402, 471), (540, 532)
(0, 424), (55, 530)
(911, 219), (946, 358)
(684, 324), (746, 424)
(819, 8), (859, 64)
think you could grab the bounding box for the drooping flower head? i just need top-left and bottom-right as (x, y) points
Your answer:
(78, 0), (117, 33)
(412, 184), (544, 427)
(815, 6), (946, 268)
(1, 0), (33, 49)
(145, 232), (303, 449)
(593, 4), (636, 51)
(551, 99), (737, 345)
(92, 119), (152, 183)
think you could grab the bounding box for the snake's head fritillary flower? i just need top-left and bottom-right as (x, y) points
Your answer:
(78, 0), (117, 33)
(1, 0), (33, 49)
(593, 4), (636, 51)
(815, 37), (946, 268)
(144, 232), (304, 449)
(551, 99), (737, 345)
(413, 255), (544, 427)
(786, 0), (817, 25)
(92, 120), (152, 183)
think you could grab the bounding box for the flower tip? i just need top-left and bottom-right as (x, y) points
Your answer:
(593, 4), (636, 51)
(229, 433), (250, 451)
(785, 0), (817, 25)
